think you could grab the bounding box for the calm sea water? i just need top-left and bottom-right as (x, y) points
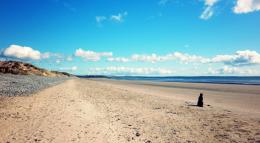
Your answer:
(109, 76), (260, 85)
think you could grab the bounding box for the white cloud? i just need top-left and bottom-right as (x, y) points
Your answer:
(71, 66), (77, 71)
(131, 54), (165, 63)
(89, 67), (175, 75)
(134, 50), (260, 66)
(211, 50), (260, 66)
(75, 48), (112, 61)
(200, 0), (219, 20)
(233, 0), (260, 14)
(50, 53), (63, 59)
(56, 59), (61, 64)
(208, 66), (259, 75)
(218, 66), (241, 74)
(110, 11), (128, 22)
(67, 56), (73, 61)
(40, 52), (67, 64)
(96, 16), (106, 23)
(200, 7), (214, 20)
(158, 0), (169, 5)
(96, 11), (128, 24)
(3, 45), (41, 60)
(108, 50), (260, 67)
(59, 66), (78, 72)
(109, 52), (210, 64)
(41, 52), (51, 59)
(171, 52), (210, 63)
(2, 45), (71, 64)
(107, 57), (130, 62)
(199, 0), (260, 19)
(205, 0), (219, 6)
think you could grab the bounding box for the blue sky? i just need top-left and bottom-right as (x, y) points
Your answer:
(1, 0), (260, 76)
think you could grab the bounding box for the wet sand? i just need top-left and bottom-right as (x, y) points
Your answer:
(94, 79), (260, 118)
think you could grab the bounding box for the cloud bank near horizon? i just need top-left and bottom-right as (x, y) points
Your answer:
(1, 44), (260, 75)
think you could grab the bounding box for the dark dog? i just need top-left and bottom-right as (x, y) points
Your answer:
(197, 93), (203, 107)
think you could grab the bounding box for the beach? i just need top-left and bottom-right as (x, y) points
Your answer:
(95, 78), (260, 118)
(0, 78), (260, 143)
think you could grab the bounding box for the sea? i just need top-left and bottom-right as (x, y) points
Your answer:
(108, 76), (260, 85)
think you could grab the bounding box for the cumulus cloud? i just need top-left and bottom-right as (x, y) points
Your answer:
(109, 52), (210, 64)
(168, 50), (260, 66)
(199, 0), (260, 19)
(110, 11), (128, 22)
(75, 48), (112, 61)
(233, 0), (260, 14)
(212, 50), (260, 66)
(1, 45), (65, 62)
(200, 0), (219, 20)
(107, 50), (260, 67)
(89, 67), (175, 75)
(3, 45), (41, 60)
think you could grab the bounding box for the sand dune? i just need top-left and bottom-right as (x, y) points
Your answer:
(0, 61), (71, 77)
(0, 79), (260, 143)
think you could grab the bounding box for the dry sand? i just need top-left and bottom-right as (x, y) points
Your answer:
(0, 78), (260, 143)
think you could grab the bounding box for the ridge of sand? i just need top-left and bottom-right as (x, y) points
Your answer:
(0, 79), (260, 143)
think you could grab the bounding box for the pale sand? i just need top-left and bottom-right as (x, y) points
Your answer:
(0, 78), (260, 143)
(94, 79), (260, 118)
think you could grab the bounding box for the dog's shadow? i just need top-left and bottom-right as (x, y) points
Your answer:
(187, 104), (198, 107)
(187, 104), (211, 107)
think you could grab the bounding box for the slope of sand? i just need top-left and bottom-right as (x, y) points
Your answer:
(0, 78), (260, 143)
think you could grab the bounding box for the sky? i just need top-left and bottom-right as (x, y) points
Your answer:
(0, 0), (260, 76)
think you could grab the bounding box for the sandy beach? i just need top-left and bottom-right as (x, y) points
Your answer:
(0, 78), (260, 143)
(95, 79), (260, 118)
